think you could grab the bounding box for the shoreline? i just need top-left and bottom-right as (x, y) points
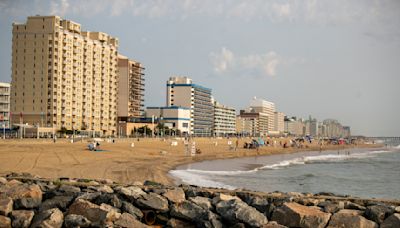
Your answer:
(0, 138), (382, 186)
(166, 143), (382, 185)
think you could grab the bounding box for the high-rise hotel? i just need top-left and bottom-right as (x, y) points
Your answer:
(166, 77), (213, 136)
(10, 15), (118, 135)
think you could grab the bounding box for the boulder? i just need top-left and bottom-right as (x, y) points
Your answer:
(216, 198), (268, 227)
(262, 221), (288, 228)
(89, 185), (114, 193)
(271, 202), (331, 228)
(248, 196), (270, 214)
(365, 204), (394, 224)
(345, 201), (366, 210)
(212, 193), (240, 206)
(318, 201), (344, 213)
(170, 200), (208, 222)
(68, 199), (120, 226)
(327, 209), (378, 228)
(76, 191), (102, 201)
(162, 188), (186, 204)
(136, 192), (169, 212)
(39, 195), (74, 211)
(167, 218), (196, 228)
(204, 211), (223, 228)
(94, 193), (122, 208)
(189, 196), (213, 211)
(30, 208), (64, 228)
(0, 177), (7, 184)
(0, 215), (11, 228)
(0, 183), (42, 209)
(381, 213), (400, 228)
(121, 201), (143, 219)
(64, 214), (91, 228)
(116, 186), (146, 201)
(395, 206), (400, 213)
(114, 212), (149, 228)
(58, 184), (81, 194)
(10, 210), (35, 228)
(0, 197), (12, 216)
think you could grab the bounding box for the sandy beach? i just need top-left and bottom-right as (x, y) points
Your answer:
(0, 137), (378, 185)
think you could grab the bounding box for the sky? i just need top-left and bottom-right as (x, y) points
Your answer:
(0, 0), (399, 136)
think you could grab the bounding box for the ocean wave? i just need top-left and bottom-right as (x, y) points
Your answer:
(171, 149), (395, 178)
(169, 169), (237, 189)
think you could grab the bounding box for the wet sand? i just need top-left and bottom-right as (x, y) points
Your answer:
(0, 137), (378, 185)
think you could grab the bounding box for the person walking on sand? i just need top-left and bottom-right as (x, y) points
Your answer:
(235, 139), (239, 151)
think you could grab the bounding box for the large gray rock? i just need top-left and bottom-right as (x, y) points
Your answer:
(58, 184), (81, 194)
(76, 191), (102, 201)
(189, 196), (213, 211)
(30, 208), (64, 228)
(94, 193), (122, 208)
(116, 186), (146, 201)
(262, 221), (288, 228)
(170, 200), (208, 222)
(0, 197), (12, 216)
(216, 197), (269, 227)
(326, 209), (378, 228)
(162, 188), (186, 204)
(365, 204), (394, 224)
(271, 202), (331, 228)
(68, 199), (120, 226)
(39, 195), (74, 211)
(167, 218), (195, 228)
(136, 192), (169, 212)
(318, 201), (344, 213)
(381, 213), (400, 228)
(121, 201), (143, 220)
(345, 201), (366, 210)
(0, 183), (42, 209)
(64, 214), (91, 228)
(114, 213), (149, 228)
(0, 215), (11, 228)
(10, 210), (35, 228)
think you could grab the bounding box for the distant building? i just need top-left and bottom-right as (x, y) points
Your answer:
(117, 55), (145, 121)
(213, 100), (236, 136)
(238, 109), (269, 136)
(10, 15), (118, 136)
(0, 82), (11, 129)
(145, 106), (191, 135)
(166, 76), (213, 136)
(274, 112), (285, 133)
(249, 97), (276, 132)
(284, 116), (305, 136)
(236, 115), (258, 137)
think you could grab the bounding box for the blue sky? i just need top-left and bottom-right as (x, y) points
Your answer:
(0, 0), (399, 136)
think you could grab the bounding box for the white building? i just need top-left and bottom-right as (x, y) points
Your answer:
(166, 76), (213, 136)
(213, 100), (236, 136)
(0, 82), (10, 129)
(145, 106), (191, 135)
(274, 112), (285, 133)
(249, 97), (276, 132)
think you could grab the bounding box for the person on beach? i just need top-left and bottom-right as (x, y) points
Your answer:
(235, 139), (239, 151)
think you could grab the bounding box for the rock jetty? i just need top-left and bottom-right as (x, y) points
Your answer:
(0, 173), (399, 228)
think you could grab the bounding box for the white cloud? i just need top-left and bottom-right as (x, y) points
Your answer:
(209, 48), (281, 77)
(49, 0), (70, 16)
(209, 47), (235, 73)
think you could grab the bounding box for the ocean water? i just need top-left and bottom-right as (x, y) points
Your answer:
(170, 145), (400, 200)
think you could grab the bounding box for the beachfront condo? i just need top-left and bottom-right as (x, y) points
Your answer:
(213, 100), (236, 136)
(10, 15), (118, 136)
(117, 55), (145, 121)
(0, 82), (11, 129)
(166, 76), (213, 136)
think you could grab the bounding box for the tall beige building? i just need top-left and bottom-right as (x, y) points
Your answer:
(10, 15), (118, 136)
(117, 55), (145, 121)
(250, 97), (276, 132)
